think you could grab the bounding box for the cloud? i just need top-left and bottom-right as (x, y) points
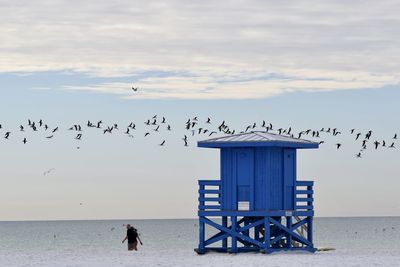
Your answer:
(1, 0), (400, 99)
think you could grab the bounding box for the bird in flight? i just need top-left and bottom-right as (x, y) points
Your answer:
(373, 141), (380, 150)
(43, 168), (55, 176)
(336, 143), (341, 149)
(159, 140), (165, 146)
(132, 86), (138, 91)
(22, 138), (27, 144)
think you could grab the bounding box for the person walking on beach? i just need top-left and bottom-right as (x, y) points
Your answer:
(122, 224), (142, 251)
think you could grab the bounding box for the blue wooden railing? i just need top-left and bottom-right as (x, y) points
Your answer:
(294, 181), (314, 211)
(198, 180), (222, 211)
(198, 179), (314, 212)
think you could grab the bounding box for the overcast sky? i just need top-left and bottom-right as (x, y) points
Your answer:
(0, 0), (399, 220)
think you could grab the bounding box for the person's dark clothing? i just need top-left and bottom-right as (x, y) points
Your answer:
(127, 228), (138, 244)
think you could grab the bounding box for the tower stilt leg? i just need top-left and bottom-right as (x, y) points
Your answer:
(231, 216), (238, 253)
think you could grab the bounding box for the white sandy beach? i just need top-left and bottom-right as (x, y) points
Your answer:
(1, 248), (400, 267)
(0, 218), (399, 267)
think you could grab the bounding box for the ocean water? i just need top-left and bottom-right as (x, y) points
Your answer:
(0, 217), (399, 267)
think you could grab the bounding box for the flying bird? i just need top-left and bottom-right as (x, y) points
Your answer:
(373, 141), (380, 150)
(159, 140), (166, 146)
(43, 168), (55, 176)
(132, 86), (138, 91)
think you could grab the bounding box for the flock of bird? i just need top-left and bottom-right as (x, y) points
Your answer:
(0, 116), (397, 159)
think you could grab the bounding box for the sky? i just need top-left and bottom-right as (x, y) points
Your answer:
(0, 0), (399, 221)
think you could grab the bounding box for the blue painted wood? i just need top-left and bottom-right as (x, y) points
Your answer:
(235, 148), (254, 205)
(199, 218), (205, 251)
(292, 218), (308, 230)
(287, 216), (292, 249)
(269, 217), (313, 247)
(264, 216), (270, 249)
(254, 148), (267, 210)
(198, 210), (314, 217)
(198, 189), (220, 194)
(231, 216), (238, 253)
(308, 216), (314, 245)
(296, 197), (314, 202)
(295, 205), (313, 210)
(222, 216), (228, 249)
(269, 148), (283, 210)
(199, 180), (222, 186)
(283, 149), (295, 210)
(196, 133), (318, 254)
(198, 205), (221, 210)
(296, 181), (314, 186)
(198, 197), (221, 202)
(204, 231), (229, 247)
(296, 189), (314, 194)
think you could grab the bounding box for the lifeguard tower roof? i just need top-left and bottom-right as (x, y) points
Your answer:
(198, 131), (319, 149)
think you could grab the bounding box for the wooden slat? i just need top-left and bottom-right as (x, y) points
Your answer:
(198, 189), (221, 194)
(295, 205), (313, 210)
(295, 190), (313, 195)
(296, 181), (314, 186)
(198, 197), (221, 202)
(198, 205), (222, 210)
(198, 180), (221, 186)
(295, 197), (313, 202)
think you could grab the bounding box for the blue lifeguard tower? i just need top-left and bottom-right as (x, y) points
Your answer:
(195, 131), (319, 254)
